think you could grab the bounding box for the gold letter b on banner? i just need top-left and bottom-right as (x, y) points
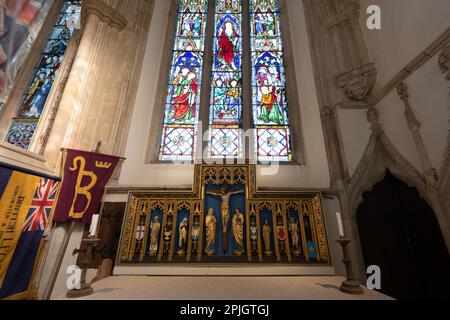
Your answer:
(69, 156), (98, 219)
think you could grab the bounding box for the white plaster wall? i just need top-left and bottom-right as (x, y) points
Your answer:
(406, 55), (449, 170)
(360, 0), (450, 91)
(119, 0), (330, 189)
(336, 109), (372, 176)
(337, 0), (450, 178)
(118, 0), (194, 187)
(37, 223), (89, 299)
(376, 90), (423, 170)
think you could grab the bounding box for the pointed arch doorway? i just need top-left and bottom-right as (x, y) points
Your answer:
(357, 171), (450, 299)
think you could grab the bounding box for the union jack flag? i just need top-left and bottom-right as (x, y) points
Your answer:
(23, 178), (60, 232)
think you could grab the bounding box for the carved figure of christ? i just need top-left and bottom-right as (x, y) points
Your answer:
(206, 186), (244, 235)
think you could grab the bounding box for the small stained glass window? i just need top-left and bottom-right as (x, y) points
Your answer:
(4, 0), (81, 150)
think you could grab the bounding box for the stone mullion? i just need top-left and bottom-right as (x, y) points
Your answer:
(396, 83), (437, 183)
(242, 0), (252, 161)
(197, 0), (216, 163)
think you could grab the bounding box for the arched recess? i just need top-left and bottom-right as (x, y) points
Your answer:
(345, 129), (450, 279)
(356, 171), (450, 299)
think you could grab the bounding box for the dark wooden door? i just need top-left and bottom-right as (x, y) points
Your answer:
(357, 171), (450, 300)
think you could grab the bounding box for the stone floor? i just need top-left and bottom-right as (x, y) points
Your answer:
(56, 276), (393, 300)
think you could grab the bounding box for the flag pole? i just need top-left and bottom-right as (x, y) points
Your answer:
(32, 149), (66, 299)
(45, 148), (73, 300)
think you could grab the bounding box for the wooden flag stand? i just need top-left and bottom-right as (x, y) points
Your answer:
(65, 237), (101, 298)
(65, 141), (104, 299)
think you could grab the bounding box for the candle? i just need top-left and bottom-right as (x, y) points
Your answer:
(89, 214), (100, 238)
(336, 212), (345, 238)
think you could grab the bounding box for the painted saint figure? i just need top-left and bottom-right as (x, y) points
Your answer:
(205, 208), (217, 255)
(218, 21), (238, 70)
(250, 216), (258, 255)
(178, 218), (189, 255)
(171, 67), (198, 122)
(148, 216), (161, 256)
(163, 217), (173, 255)
(191, 215), (201, 253)
(288, 217), (301, 256)
(257, 86), (284, 125)
(255, 65), (284, 125)
(232, 209), (245, 255)
(262, 220), (272, 256)
(212, 77), (240, 123)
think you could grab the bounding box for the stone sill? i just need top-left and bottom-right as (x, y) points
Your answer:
(0, 141), (57, 177)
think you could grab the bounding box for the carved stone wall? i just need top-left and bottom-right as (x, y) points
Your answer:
(303, 0), (450, 281)
(35, 0), (156, 299)
(43, 0), (155, 170)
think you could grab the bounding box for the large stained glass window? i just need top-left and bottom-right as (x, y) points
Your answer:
(160, 0), (295, 162)
(4, 1), (81, 150)
(250, 0), (292, 162)
(208, 0), (243, 158)
(159, 0), (208, 161)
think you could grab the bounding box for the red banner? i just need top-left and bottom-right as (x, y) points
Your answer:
(53, 149), (120, 224)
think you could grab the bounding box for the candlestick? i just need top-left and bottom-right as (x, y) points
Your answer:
(336, 212), (345, 238)
(336, 238), (364, 295)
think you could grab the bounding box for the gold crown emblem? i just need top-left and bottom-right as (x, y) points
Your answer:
(95, 161), (112, 169)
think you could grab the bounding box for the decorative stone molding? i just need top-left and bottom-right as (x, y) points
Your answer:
(438, 44), (450, 80)
(366, 106), (382, 133)
(82, 0), (128, 31)
(370, 29), (450, 106)
(337, 63), (377, 101)
(347, 122), (450, 252)
(309, 0), (377, 104)
(438, 45), (450, 189)
(396, 83), (421, 130)
(347, 129), (428, 208)
(320, 105), (349, 187)
(396, 82), (437, 183)
(322, 0), (360, 30)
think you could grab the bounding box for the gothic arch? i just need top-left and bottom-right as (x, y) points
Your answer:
(343, 129), (433, 280)
(343, 128), (450, 280)
(347, 131), (429, 220)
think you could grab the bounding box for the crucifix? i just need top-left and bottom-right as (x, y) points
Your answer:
(206, 184), (245, 253)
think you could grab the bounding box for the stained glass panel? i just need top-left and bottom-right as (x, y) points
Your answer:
(256, 127), (291, 162)
(250, 0), (293, 161)
(4, 119), (38, 150)
(161, 126), (196, 161)
(210, 128), (242, 158)
(179, 0), (208, 12)
(160, 1), (209, 161)
(208, 0), (243, 158)
(4, 0), (81, 150)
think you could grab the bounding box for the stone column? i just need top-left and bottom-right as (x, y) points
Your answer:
(396, 83), (437, 183)
(43, 0), (128, 168)
(36, 0), (155, 299)
(437, 44), (450, 234)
